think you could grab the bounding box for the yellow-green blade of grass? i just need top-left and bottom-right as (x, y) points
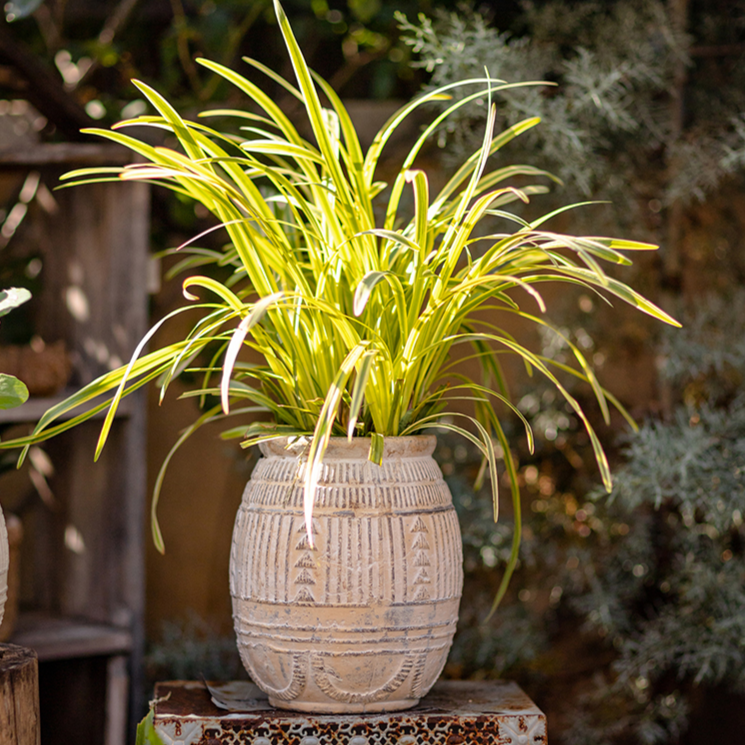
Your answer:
(273, 0), (354, 213)
(553, 268), (681, 327)
(383, 88), (522, 233)
(347, 349), (377, 439)
(303, 342), (370, 542)
(94, 306), (212, 459)
(435, 103), (498, 296)
(484, 415), (521, 621)
(368, 432), (385, 466)
(434, 117), (542, 208)
(354, 271), (388, 317)
(181, 275), (245, 312)
(131, 79), (205, 162)
(150, 402), (223, 553)
(196, 58), (304, 147)
(405, 169), (430, 260)
(221, 292), (284, 413)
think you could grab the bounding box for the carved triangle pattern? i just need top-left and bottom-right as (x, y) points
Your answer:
(409, 515), (433, 601)
(295, 534), (316, 551)
(294, 586), (315, 603)
(410, 516), (428, 533)
(413, 552), (431, 567)
(412, 585), (430, 601)
(412, 533), (430, 550)
(294, 551), (316, 568)
(413, 568), (430, 585)
(293, 518), (319, 603)
(296, 519), (319, 534)
(295, 568), (316, 585)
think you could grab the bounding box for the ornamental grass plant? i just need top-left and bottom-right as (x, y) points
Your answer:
(0, 0), (678, 610)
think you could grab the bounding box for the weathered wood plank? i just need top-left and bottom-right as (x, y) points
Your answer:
(0, 143), (149, 744)
(0, 144), (134, 168)
(11, 616), (131, 661)
(0, 644), (40, 745)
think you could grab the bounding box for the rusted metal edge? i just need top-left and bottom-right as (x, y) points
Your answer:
(153, 680), (548, 745)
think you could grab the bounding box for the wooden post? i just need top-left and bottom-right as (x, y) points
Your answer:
(0, 644), (40, 745)
(664, 0), (691, 286)
(658, 0), (690, 418)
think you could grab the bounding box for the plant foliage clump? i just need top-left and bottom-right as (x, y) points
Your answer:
(0, 3), (677, 610)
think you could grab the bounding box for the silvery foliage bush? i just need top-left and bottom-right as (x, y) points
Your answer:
(146, 613), (247, 684)
(658, 289), (745, 401)
(562, 294), (745, 744)
(441, 291), (745, 744)
(398, 0), (745, 215)
(567, 400), (745, 744)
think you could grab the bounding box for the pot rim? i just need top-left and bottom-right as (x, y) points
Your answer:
(258, 434), (437, 459)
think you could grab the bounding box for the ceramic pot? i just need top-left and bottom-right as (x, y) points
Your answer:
(0, 506), (8, 631)
(0, 512), (21, 641)
(230, 435), (463, 713)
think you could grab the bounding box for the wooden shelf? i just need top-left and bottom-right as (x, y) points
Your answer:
(0, 141), (149, 745)
(10, 614), (132, 662)
(0, 143), (135, 168)
(0, 390), (133, 424)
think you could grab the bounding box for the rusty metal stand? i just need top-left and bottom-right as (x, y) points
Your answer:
(152, 679), (547, 744)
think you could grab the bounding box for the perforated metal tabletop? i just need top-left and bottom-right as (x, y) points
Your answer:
(152, 679), (547, 744)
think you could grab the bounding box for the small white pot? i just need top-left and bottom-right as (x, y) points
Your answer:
(229, 435), (463, 713)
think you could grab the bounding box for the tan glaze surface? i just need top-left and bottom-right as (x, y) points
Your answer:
(0, 509), (7, 630)
(0, 513), (21, 642)
(230, 436), (464, 713)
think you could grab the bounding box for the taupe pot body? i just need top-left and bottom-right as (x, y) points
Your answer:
(0, 506), (7, 630)
(229, 435), (464, 713)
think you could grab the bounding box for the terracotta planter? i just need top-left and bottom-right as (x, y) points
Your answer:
(229, 435), (463, 713)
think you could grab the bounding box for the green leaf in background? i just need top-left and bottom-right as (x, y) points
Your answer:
(0, 288), (32, 410)
(0, 374), (29, 410)
(0, 287), (31, 317)
(135, 706), (166, 745)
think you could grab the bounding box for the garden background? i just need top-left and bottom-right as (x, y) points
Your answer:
(1, 1), (745, 743)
